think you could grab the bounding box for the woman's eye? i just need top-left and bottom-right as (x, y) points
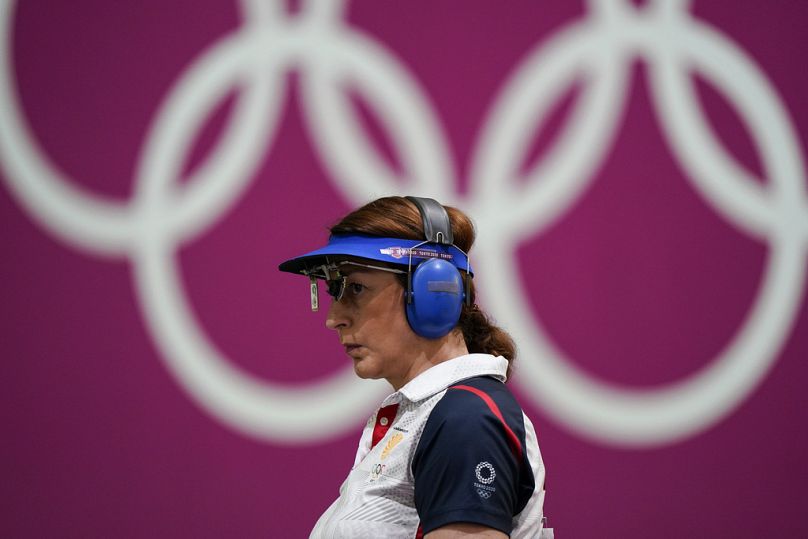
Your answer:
(345, 282), (365, 296)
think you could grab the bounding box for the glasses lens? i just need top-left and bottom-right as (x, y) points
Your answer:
(326, 278), (346, 301)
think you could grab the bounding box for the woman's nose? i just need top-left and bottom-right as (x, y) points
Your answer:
(325, 298), (349, 330)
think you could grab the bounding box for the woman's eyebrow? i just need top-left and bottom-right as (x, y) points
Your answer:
(340, 266), (376, 277)
(344, 272), (376, 283)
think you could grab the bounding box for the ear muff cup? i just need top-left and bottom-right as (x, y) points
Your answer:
(406, 258), (464, 339)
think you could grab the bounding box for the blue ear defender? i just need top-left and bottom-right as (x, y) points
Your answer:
(404, 197), (471, 339)
(406, 257), (465, 338)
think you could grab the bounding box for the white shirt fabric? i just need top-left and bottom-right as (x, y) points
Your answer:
(309, 354), (550, 538)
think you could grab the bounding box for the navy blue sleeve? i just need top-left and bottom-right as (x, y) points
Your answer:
(412, 377), (535, 536)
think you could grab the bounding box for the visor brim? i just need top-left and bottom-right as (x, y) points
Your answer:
(278, 234), (473, 276)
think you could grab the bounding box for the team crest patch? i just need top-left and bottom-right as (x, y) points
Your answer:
(369, 462), (386, 481)
(380, 247), (406, 259)
(381, 433), (404, 460)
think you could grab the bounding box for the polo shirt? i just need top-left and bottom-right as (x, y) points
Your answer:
(309, 354), (549, 538)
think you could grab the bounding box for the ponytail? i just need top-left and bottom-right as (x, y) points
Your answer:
(458, 300), (516, 380)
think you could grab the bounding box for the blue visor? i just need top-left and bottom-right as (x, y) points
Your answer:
(278, 234), (473, 277)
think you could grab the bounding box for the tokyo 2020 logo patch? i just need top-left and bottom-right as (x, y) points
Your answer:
(474, 461), (497, 499)
(475, 462), (496, 485)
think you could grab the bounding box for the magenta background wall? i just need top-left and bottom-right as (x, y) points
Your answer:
(2, 0), (807, 536)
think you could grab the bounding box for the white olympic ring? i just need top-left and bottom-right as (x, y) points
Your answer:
(1, 0), (806, 447)
(469, 0), (808, 445)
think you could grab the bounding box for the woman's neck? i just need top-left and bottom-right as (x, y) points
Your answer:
(388, 330), (469, 390)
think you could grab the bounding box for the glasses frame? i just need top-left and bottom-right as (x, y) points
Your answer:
(303, 260), (407, 311)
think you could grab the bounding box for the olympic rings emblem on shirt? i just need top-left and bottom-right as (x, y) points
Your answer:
(1, 0), (806, 447)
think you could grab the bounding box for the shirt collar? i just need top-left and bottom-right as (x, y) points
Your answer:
(385, 354), (508, 404)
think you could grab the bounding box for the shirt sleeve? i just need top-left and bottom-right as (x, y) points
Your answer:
(412, 377), (534, 536)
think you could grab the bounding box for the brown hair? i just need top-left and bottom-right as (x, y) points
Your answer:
(330, 196), (517, 376)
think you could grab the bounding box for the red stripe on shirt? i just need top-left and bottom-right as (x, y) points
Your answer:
(451, 384), (523, 461)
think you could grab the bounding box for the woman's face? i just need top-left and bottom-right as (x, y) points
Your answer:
(325, 266), (424, 390)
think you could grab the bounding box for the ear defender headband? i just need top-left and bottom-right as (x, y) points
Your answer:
(403, 196), (470, 338)
(277, 196), (473, 339)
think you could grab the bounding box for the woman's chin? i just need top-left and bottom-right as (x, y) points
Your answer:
(352, 359), (381, 381)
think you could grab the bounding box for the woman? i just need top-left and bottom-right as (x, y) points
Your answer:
(279, 196), (550, 538)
